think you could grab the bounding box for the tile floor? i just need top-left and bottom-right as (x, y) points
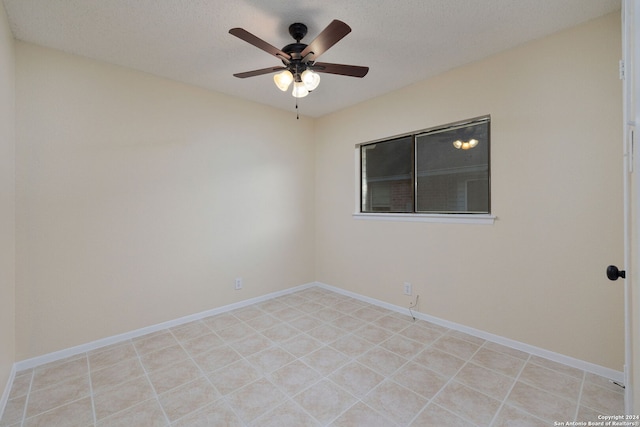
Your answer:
(0, 286), (625, 426)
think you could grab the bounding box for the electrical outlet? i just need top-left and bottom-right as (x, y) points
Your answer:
(234, 277), (243, 290)
(403, 282), (412, 296)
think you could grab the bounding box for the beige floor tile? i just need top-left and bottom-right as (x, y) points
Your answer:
(286, 314), (324, 332)
(261, 323), (302, 343)
(90, 357), (146, 394)
(372, 314), (413, 333)
(584, 372), (626, 394)
(158, 376), (220, 422)
(140, 344), (190, 373)
(7, 371), (32, 400)
(482, 341), (530, 360)
(453, 362), (515, 401)
(580, 381), (625, 414)
(246, 345), (296, 373)
(432, 335), (481, 360)
(202, 313), (238, 331)
(192, 344), (241, 373)
(351, 306), (386, 322)
(271, 306), (306, 322)
(226, 378), (287, 423)
(180, 332), (224, 356)
(169, 320), (212, 342)
(31, 356), (88, 391)
(250, 399), (320, 427)
(93, 375), (155, 420)
(244, 313), (282, 331)
(330, 314), (366, 332)
(312, 308), (343, 322)
(307, 324), (347, 344)
(330, 333), (375, 358)
(133, 331), (178, 355)
(229, 305), (266, 321)
(433, 381), (501, 425)
(357, 346), (407, 377)
(215, 322), (256, 342)
(363, 379), (428, 425)
(506, 381), (578, 422)
(96, 398), (167, 427)
(302, 346), (350, 376)
(471, 347), (526, 377)
(529, 355), (584, 379)
(329, 402), (395, 427)
(208, 359), (262, 395)
(0, 394), (27, 426)
(256, 299), (290, 313)
(228, 332), (272, 357)
(329, 361), (385, 398)
(355, 324), (394, 345)
(398, 322), (444, 344)
(379, 334), (425, 358)
(391, 361), (448, 399)
(268, 360), (323, 396)
(147, 358), (202, 394)
(446, 330), (486, 346)
(410, 403), (473, 427)
(280, 334), (323, 358)
(26, 375), (90, 418)
(23, 397), (94, 427)
(88, 342), (137, 371)
(413, 347), (466, 378)
(519, 361), (582, 401)
(492, 403), (549, 427)
(294, 379), (356, 424)
(171, 400), (243, 427)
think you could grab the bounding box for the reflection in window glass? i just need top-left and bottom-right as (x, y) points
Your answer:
(416, 121), (489, 213)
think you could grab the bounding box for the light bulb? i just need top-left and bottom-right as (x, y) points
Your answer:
(301, 69), (320, 91)
(273, 70), (293, 91)
(292, 81), (309, 98)
(468, 139), (479, 148)
(453, 140), (463, 149)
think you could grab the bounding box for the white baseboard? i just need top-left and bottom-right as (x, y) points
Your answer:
(9, 280), (623, 386)
(14, 282), (317, 372)
(315, 281), (624, 383)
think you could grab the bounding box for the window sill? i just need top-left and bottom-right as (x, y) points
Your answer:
(352, 212), (496, 224)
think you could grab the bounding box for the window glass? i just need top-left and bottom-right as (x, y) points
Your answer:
(416, 121), (489, 213)
(358, 116), (490, 215)
(361, 136), (413, 212)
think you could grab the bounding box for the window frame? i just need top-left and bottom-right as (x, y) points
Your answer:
(354, 115), (496, 224)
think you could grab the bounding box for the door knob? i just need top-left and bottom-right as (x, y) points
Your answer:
(606, 265), (626, 281)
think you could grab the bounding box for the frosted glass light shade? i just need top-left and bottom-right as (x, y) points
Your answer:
(273, 70), (294, 91)
(292, 81), (309, 98)
(301, 69), (320, 91)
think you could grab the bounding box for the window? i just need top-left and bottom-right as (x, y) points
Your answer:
(359, 116), (490, 216)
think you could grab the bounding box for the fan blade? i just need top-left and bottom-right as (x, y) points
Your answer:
(301, 20), (351, 62)
(233, 66), (286, 78)
(311, 62), (369, 78)
(229, 28), (291, 62)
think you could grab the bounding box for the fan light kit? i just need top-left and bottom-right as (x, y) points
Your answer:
(230, 20), (369, 100)
(453, 139), (479, 150)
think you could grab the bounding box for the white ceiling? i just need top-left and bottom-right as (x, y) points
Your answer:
(2, 0), (621, 117)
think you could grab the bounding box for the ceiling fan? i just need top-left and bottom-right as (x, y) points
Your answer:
(229, 20), (369, 99)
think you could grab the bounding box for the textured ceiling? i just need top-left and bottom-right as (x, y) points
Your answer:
(2, 0), (621, 117)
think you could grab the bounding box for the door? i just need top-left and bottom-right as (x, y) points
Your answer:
(620, 0), (639, 413)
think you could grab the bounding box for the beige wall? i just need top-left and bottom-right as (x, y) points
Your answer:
(14, 43), (316, 359)
(315, 13), (624, 370)
(0, 2), (16, 393)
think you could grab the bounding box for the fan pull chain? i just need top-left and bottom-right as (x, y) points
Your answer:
(296, 98), (299, 120)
